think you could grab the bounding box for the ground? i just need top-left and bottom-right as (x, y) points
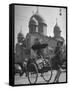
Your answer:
(15, 70), (66, 85)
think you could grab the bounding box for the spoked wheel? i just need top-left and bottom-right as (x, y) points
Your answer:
(27, 63), (38, 84)
(41, 59), (52, 83)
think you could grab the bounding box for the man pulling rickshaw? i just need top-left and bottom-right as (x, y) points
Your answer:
(51, 40), (66, 82)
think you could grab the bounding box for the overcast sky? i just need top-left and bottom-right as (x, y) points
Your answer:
(15, 5), (66, 44)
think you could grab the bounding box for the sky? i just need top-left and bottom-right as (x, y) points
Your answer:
(15, 5), (66, 44)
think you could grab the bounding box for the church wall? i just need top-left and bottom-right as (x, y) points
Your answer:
(54, 31), (61, 37)
(26, 32), (59, 58)
(38, 23), (43, 34)
(47, 38), (57, 49)
(43, 25), (47, 36)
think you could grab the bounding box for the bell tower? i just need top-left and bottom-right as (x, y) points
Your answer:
(54, 18), (61, 38)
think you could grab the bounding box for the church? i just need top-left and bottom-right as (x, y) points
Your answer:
(17, 8), (64, 57)
(26, 8), (64, 54)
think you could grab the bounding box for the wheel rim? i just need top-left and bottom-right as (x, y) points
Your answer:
(42, 60), (52, 83)
(27, 63), (38, 84)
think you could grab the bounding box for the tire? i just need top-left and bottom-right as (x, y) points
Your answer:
(41, 59), (52, 83)
(27, 63), (38, 84)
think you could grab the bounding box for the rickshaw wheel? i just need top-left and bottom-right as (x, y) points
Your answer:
(27, 63), (38, 84)
(41, 60), (52, 83)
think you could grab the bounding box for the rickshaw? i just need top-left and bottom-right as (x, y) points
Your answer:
(26, 43), (53, 84)
(14, 42), (66, 84)
(14, 43), (53, 84)
(26, 42), (66, 84)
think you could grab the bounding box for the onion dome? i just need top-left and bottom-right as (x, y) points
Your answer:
(18, 32), (23, 38)
(29, 14), (47, 26)
(17, 30), (24, 43)
(17, 26), (24, 39)
(54, 19), (61, 33)
(29, 8), (47, 26)
(54, 24), (61, 33)
(30, 14), (45, 24)
(29, 18), (38, 25)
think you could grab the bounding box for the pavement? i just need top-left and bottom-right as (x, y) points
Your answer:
(14, 70), (66, 85)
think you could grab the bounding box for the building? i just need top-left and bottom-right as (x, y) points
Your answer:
(26, 8), (48, 49)
(17, 8), (65, 57)
(47, 19), (64, 50)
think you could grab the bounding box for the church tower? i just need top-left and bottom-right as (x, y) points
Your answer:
(17, 26), (24, 43)
(29, 7), (47, 35)
(54, 18), (61, 38)
(53, 18), (64, 43)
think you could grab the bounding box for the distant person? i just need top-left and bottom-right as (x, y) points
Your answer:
(15, 32), (24, 68)
(54, 40), (63, 68)
(52, 40), (64, 82)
